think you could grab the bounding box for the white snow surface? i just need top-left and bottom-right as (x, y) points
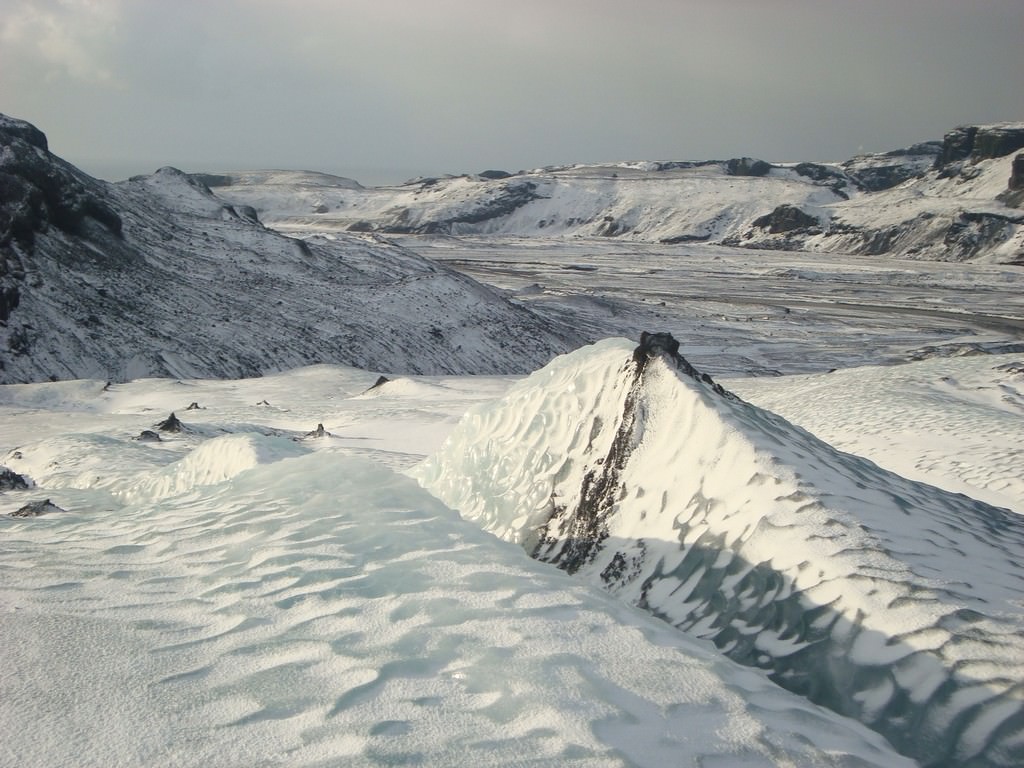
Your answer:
(0, 364), (923, 768)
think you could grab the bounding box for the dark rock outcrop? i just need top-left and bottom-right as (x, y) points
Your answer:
(304, 422), (332, 438)
(0, 466), (29, 490)
(0, 116), (122, 249)
(935, 126), (979, 168)
(155, 412), (185, 432)
(752, 204), (820, 234)
(136, 430), (162, 442)
(0, 115), (48, 151)
(1010, 153), (1024, 191)
(478, 170), (512, 180)
(11, 498), (63, 517)
(725, 157), (772, 177)
(1002, 153), (1024, 208)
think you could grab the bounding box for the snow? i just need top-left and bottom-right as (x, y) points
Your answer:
(728, 354), (1024, 513)
(6, 113), (1024, 765)
(1, 339), (1020, 767)
(3, 220), (1023, 764)
(0, 367), (919, 768)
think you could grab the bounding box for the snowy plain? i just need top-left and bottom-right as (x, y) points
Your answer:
(2, 235), (1023, 767)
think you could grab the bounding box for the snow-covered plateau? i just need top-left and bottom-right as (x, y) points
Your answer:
(2, 113), (1023, 767)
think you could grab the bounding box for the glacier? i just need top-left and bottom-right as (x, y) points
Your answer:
(0, 370), (916, 768)
(412, 335), (1024, 767)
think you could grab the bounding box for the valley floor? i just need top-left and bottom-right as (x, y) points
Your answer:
(391, 235), (1024, 376)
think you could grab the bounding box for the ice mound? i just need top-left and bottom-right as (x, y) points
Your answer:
(3, 433), (172, 490)
(4, 432), (309, 505)
(413, 336), (1024, 767)
(117, 433), (310, 503)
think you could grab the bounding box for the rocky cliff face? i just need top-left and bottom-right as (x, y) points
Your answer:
(934, 124), (1024, 170)
(0, 114), (579, 383)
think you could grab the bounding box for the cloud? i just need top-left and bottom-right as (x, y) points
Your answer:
(2, 0), (1022, 182)
(0, 0), (124, 86)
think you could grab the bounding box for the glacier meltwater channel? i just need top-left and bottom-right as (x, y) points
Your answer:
(412, 335), (1024, 767)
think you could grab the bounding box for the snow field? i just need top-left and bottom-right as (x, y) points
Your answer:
(728, 354), (1024, 515)
(0, 361), (931, 767)
(0, 449), (911, 767)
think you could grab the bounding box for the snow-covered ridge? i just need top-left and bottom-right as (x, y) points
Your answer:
(212, 123), (1024, 264)
(413, 335), (1024, 767)
(0, 114), (579, 384)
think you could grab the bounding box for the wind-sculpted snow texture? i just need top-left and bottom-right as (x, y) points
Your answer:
(413, 336), (1024, 767)
(0, 372), (917, 768)
(0, 114), (577, 383)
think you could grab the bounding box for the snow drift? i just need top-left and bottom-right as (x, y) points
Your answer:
(413, 335), (1024, 767)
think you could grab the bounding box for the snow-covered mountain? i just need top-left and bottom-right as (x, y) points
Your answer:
(0, 114), (579, 384)
(413, 334), (1024, 767)
(210, 123), (1024, 264)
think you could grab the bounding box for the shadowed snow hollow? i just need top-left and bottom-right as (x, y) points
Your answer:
(412, 335), (1024, 767)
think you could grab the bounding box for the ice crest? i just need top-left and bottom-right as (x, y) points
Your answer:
(413, 335), (1024, 767)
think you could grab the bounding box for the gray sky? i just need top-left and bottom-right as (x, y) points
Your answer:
(2, 0), (1022, 185)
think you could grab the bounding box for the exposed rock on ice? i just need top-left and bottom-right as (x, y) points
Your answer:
(725, 157), (772, 177)
(154, 412), (185, 433)
(303, 423), (331, 438)
(0, 466), (29, 490)
(11, 498), (63, 517)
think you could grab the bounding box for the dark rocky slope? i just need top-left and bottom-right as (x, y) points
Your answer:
(0, 114), (580, 384)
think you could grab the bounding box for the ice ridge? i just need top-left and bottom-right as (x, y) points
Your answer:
(412, 335), (1024, 767)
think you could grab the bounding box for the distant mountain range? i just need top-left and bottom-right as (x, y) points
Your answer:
(3, 112), (1021, 384)
(208, 123), (1024, 265)
(0, 114), (580, 384)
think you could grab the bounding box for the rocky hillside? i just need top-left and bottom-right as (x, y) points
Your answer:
(0, 114), (580, 384)
(210, 124), (1024, 265)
